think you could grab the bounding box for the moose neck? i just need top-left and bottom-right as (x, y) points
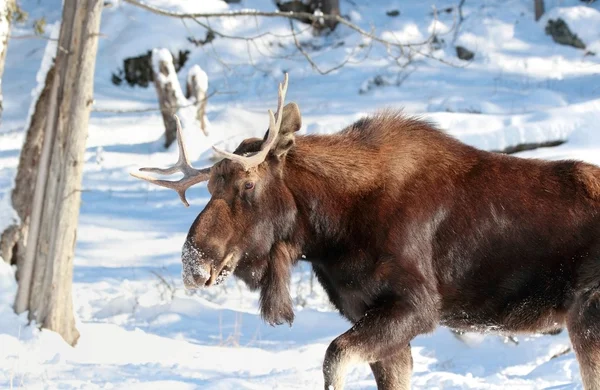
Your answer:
(282, 133), (392, 256)
(280, 118), (478, 260)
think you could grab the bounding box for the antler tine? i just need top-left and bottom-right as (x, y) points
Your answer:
(212, 73), (289, 170)
(139, 116), (192, 175)
(130, 115), (210, 207)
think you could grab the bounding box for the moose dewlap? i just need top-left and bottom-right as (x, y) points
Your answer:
(132, 74), (600, 390)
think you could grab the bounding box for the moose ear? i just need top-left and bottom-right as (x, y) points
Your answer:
(271, 102), (302, 158)
(234, 137), (264, 156)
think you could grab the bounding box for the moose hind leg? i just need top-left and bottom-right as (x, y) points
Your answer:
(567, 287), (600, 390)
(370, 343), (413, 390)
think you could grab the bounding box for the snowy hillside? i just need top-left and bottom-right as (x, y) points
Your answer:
(1, 0), (600, 388)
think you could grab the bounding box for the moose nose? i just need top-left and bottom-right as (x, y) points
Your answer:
(181, 259), (211, 289)
(181, 241), (211, 289)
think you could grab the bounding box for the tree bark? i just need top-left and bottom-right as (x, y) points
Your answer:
(535, 0), (545, 21)
(0, 0), (15, 123)
(0, 65), (56, 271)
(152, 48), (188, 148)
(13, 0), (104, 346)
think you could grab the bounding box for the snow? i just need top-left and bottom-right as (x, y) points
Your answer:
(1, 0), (600, 388)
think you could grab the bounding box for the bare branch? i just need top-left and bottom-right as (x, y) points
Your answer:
(91, 90), (224, 113)
(122, 0), (448, 50)
(452, 0), (466, 44)
(289, 19), (351, 75)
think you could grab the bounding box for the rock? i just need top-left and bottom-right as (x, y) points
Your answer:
(545, 18), (586, 49)
(456, 46), (474, 61)
(386, 9), (400, 17)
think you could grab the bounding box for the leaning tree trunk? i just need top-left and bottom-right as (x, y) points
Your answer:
(13, 0), (103, 346)
(0, 0), (15, 123)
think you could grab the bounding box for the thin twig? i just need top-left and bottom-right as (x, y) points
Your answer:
(452, 0), (466, 44)
(91, 90), (222, 113)
(6, 34), (58, 41)
(289, 19), (350, 75)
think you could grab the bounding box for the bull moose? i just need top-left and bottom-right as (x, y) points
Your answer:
(132, 74), (600, 389)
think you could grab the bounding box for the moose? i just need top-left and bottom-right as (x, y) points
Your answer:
(132, 74), (600, 389)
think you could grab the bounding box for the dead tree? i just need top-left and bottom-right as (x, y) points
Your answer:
(152, 48), (189, 148)
(186, 65), (208, 136)
(13, 0), (104, 346)
(0, 0), (16, 123)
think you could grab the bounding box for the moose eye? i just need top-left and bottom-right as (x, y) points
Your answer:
(244, 182), (255, 190)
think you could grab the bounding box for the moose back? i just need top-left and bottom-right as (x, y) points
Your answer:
(132, 74), (600, 390)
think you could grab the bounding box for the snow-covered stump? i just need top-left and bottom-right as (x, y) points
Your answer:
(152, 48), (189, 148)
(186, 65), (208, 136)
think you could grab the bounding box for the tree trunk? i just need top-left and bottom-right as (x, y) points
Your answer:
(535, 0), (545, 21)
(13, 0), (104, 346)
(0, 0), (15, 123)
(0, 65), (56, 271)
(186, 65), (208, 136)
(152, 48), (188, 148)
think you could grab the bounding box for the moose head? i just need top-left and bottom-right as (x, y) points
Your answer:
(131, 74), (302, 294)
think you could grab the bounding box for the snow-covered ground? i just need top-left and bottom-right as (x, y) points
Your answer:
(1, 0), (600, 388)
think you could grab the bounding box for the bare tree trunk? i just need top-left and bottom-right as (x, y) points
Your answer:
(13, 0), (104, 346)
(186, 65), (208, 136)
(0, 0), (15, 123)
(534, 0), (545, 21)
(152, 48), (188, 148)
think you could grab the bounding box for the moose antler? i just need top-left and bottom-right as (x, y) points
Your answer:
(130, 115), (210, 207)
(131, 74), (290, 206)
(211, 73), (289, 171)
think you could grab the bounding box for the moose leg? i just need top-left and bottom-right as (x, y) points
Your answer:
(567, 287), (600, 390)
(322, 301), (436, 390)
(369, 343), (413, 390)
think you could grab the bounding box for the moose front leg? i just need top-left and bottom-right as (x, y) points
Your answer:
(323, 301), (437, 390)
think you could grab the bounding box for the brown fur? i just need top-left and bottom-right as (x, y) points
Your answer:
(181, 107), (600, 389)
